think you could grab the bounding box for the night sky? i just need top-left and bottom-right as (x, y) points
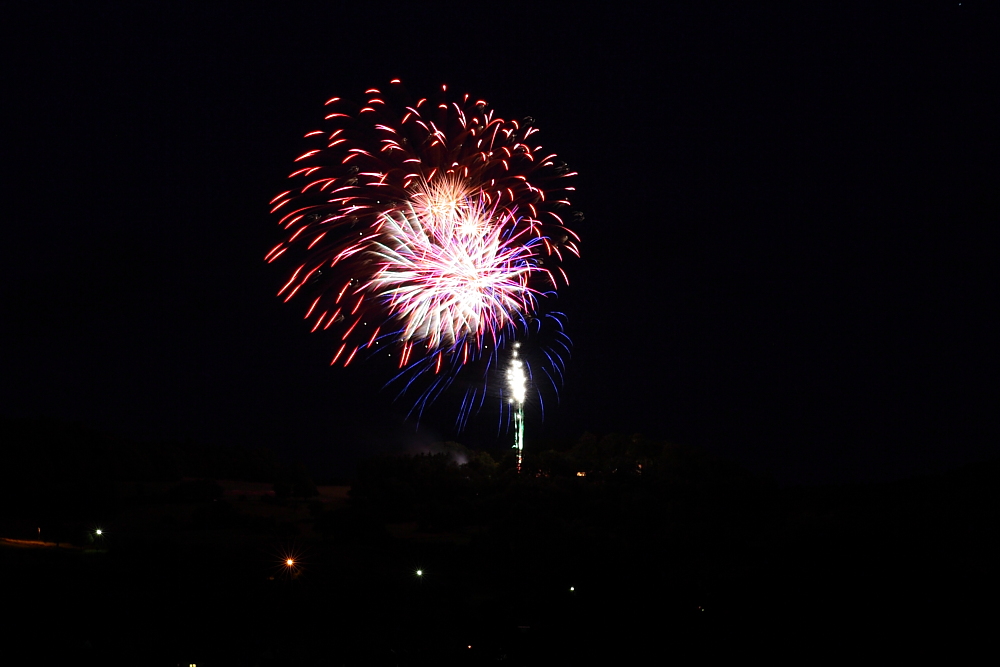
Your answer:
(5, 2), (997, 483)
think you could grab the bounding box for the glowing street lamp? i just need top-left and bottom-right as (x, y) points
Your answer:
(276, 549), (303, 580)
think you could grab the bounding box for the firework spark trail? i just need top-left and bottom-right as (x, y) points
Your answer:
(507, 342), (526, 472)
(269, 80), (579, 422)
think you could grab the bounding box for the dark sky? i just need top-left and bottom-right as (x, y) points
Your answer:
(4, 2), (998, 483)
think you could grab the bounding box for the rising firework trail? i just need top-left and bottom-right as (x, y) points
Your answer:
(507, 343), (526, 472)
(268, 80), (580, 425)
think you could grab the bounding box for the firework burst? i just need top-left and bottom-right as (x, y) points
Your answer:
(268, 80), (579, 423)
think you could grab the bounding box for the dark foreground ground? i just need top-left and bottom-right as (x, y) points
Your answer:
(4, 453), (998, 666)
(2, 424), (997, 664)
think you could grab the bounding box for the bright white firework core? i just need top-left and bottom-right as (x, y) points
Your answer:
(368, 190), (538, 351)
